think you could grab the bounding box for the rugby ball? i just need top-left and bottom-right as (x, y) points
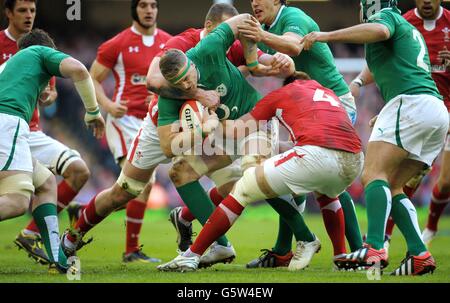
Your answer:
(179, 100), (204, 136)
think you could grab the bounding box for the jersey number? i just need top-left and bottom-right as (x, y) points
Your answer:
(313, 89), (340, 107)
(412, 29), (429, 72)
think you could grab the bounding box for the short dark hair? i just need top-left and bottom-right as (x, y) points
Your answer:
(280, 0), (287, 5)
(4, 0), (36, 11)
(205, 3), (238, 24)
(159, 49), (188, 81)
(131, 0), (158, 21)
(283, 71), (311, 86)
(18, 28), (56, 50)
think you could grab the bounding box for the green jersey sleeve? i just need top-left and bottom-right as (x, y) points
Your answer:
(187, 22), (235, 65)
(368, 10), (396, 37)
(279, 9), (305, 36)
(40, 47), (70, 77)
(157, 96), (184, 127)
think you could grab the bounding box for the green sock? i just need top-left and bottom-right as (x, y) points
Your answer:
(339, 191), (363, 250)
(176, 181), (229, 247)
(266, 197), (315, 244)
(32, 203), (67, 266)
(365, 180), (392, 250)
(391, 194), (427, 255)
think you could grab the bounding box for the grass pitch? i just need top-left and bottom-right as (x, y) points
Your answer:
(0, 205), (449, 283)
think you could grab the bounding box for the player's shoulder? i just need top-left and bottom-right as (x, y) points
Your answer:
(443, 7), (450, 20)
(156, 28), (173, 40)
(402, 8), (417, 21)
(177, 28), (202, 39)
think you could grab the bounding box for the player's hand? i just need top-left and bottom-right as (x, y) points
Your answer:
(301, 32), (328, 51)
(38, 85), (58, 107)
(202, 109), (219, 136)
(237, 17), (265, 42)
(369, 115), (378, 128)
(84, 108), (106, 139)
(106, 100), (128, 118)
(438, 46), (450, 68)
(349, 82), (361, 99)
(249, 63), (280, 77)
(195, 89), (220, 111)
(272, 53), (295, 77)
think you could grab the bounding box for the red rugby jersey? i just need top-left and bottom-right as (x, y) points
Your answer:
(404, 7), (450, 109)
(97, 26), (172, 119)
(250, 80), (362, 154)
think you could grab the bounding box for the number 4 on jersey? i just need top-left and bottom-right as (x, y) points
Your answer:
(313, 89), (341, 107)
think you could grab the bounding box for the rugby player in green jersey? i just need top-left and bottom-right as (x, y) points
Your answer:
(302, 0), (449, 275)
(0, 29), (105, 273)
(237, 0), (363, 269)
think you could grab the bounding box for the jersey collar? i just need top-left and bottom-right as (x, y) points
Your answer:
(265, 5), (285, 31)
(200, 29), (206, 40)
(131, 25), (158, 37)
(4, 29), (16, 42)
(414, 6), (443, 21)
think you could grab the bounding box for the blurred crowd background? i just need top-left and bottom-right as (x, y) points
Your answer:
(1, 0), (449, 212)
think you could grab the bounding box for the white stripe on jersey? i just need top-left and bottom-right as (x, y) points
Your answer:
(114, 52), (125, 103)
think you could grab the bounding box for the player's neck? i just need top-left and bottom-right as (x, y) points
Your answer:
(132, 21), (156, 36)
(6, 25), (25, 41)
(265, 5), (283, 27)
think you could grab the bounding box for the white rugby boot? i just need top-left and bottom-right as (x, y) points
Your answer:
(288, 237), (321, 271)
(199, 242), (236, 268)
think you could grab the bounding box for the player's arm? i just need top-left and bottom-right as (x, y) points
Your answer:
(90, 60), (128, 118)
(349, 64), (375, 99)
(59, 57), (105, 138)
(238, 16), (303, 56)
(302, 23), (390, 50)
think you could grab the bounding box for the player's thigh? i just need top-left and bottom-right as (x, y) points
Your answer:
(29, 130), (82, 176)
(388, 159), (427, 196)
(105, 114), (143, 163)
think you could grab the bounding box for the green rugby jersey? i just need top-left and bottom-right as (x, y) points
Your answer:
(158, 23), (262, 126)
(0, 45), (69, 123)
(366, 8), (442, 102)
(257, 5), (349, 97)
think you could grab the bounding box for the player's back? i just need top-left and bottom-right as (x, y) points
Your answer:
(366, 8), (441, 102)
(0, 45), (68, 123)
(252, 80), (361, 154)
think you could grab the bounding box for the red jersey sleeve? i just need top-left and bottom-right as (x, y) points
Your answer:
(96, 36), (121, 69)
(227, 40), (265, 67)
(250, 90), (280, 121)
(159, 28), (201, 56)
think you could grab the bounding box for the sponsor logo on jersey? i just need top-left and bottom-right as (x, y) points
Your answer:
(131, 73), (147, 85)
(129, 46), (140, 53)
(2, 53), (12, 61)
(431, 64), (446, 73)
(443, 27), (450, 42)
(231, 106), (238, 113)
(216, 84), (227, 97)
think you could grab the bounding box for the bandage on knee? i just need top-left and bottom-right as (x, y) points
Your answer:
(52, 149), (82, 175)
(33, 161), (53, 189)
(231, 167), (267, 207)
(0, 174), (34, 199)
(209, 164), (242, 188)
(173, 156), (208, 177)
(117, 172), (146, 197)
(241, 155), (266, 172)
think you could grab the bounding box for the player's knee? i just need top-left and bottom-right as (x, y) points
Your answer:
(35, 174), (57, 195)
(169, 158), (198, 186)
(231, 167), (267, 206)
(64, 160), (90, 191)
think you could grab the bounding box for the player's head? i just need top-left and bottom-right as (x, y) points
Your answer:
(250, 0), (285, 25)
(415, 0), (441, 20)
(283, 71), (311, 86)
(17, 28), (55, 50)
(360, 0), (398, 23)
(4, 0), (36, 34)
(204, 3), (238, 34)
(160, 49), (198, 91)
(131, 0), (158, 29)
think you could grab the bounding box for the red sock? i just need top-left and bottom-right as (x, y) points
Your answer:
(25, 180), (78, 233)
(67, 195), (105, 243)
(403, 185), (417, 200)
(317, 196), (346, 256)
(208, 187), (223, 206)
(179, 187), (224, 223)
(125, 199), (147, 254)
(385, 216), (395, 238)
(190, 195), (244, 255)
(426, 185), (450, 231)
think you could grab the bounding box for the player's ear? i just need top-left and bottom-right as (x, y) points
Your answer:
(205, 20), (213, 33)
